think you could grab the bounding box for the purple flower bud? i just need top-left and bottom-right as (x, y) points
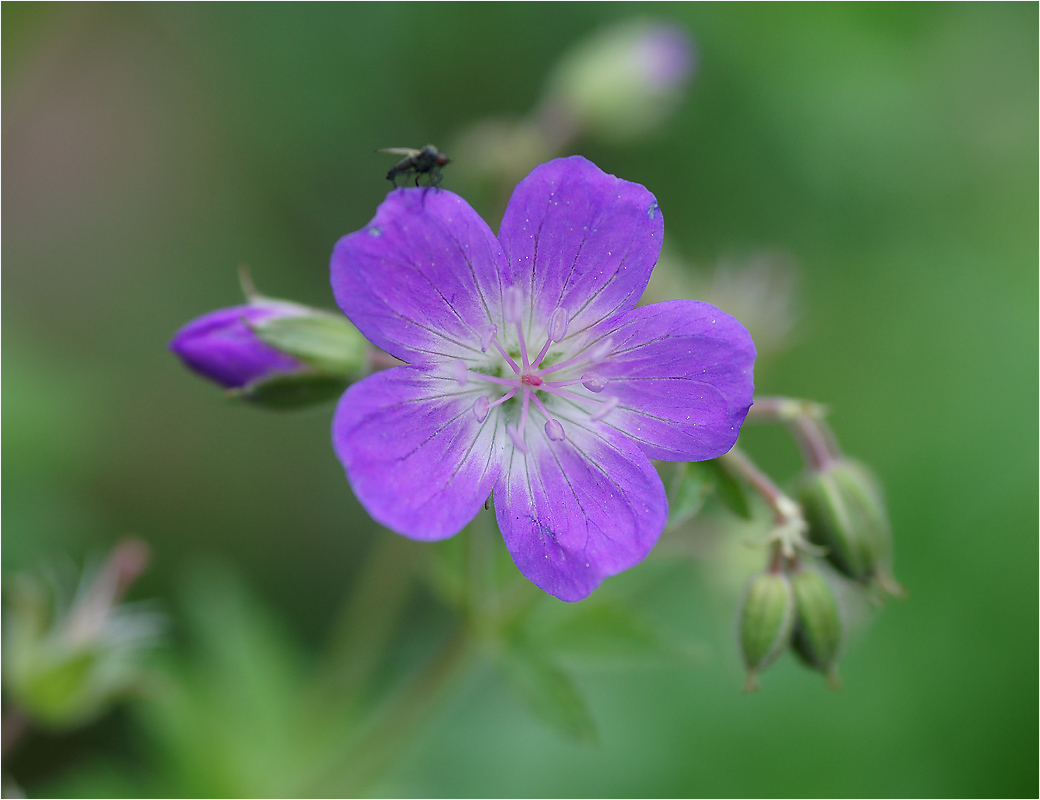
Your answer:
(541, 20), (697, 143)
(635, 24), (697, 92)
(169, 303), (306, 389)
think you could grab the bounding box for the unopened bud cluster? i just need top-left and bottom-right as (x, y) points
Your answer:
(797, 458), (905, 598)
(739, 556), (844, 691)
(731, 402), (904, 691)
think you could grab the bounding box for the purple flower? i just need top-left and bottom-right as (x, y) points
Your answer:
(331, 156), (755, 601)
(170, 302), (306, 389)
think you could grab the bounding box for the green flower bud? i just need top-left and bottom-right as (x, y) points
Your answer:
(790, 566), (843, 687)
(540, 20), (696, 143)
(797, 459), (904, 597)
(738, 570), (795, 692)
(250, 308), (368, 378)
(239, 307), (368, 409)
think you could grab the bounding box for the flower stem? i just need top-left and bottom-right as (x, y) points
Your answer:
(309, 628), (474, 796)
(310, 533), (424, 716)
(720, 447), (794, 525)
(2, 709), (28, 759)
(720, 446), (807, 559)
(465, 512), (498, 637)
(303, 518), (494, 795)
(746, 395), (840, 471)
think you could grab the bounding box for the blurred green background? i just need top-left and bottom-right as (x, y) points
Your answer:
(3, 3), (1036, 797)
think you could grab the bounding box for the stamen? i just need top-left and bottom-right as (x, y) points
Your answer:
(502, 288), (530, 368)
(452, 358), (469, 387)
(537, 353), (589, 376)
(480, 325), (497, 353)
(517, 319), (530, 368)
(472, 395), (490, 422)
(547, 307), (569, 342)
(544, 419), (565, 441)
(537, 338), (614, 377)
(532, 336), (554, 368)
(488, 388), (518, 408)
(470, 372), (522, 387)
(581, 372), (606, 392)
(491, 338), (520, 373)
(518, 388), (531, 435)
(504, 286), (523, 323)
(506, 424), (530, 454)
(587, 337), (614, 364)
(529, 393), (565, 443)
(535, 383), (583, 401)
(590, 395), (620, 422)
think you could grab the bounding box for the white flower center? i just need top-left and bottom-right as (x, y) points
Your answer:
(452, 288), (618, 452)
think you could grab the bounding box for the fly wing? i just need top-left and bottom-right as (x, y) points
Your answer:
(377, 148), (421, 157)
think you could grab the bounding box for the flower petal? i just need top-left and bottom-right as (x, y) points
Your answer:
(333, 366), (504, 540)
(595, 299), (756, 461)
(331, 189), (507, 366)
(498, 156), (663, 340)
(494, 422), (667, 602)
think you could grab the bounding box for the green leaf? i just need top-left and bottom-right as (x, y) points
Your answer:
(232, 372), (350, 410)
(664, 461), (714, 530)
(253, 313), (367, 375)
(497, 644), (598, 744)
(708, 458), (752, 520)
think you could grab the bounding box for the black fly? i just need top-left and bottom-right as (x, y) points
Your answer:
(379, 145), (450, 188)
